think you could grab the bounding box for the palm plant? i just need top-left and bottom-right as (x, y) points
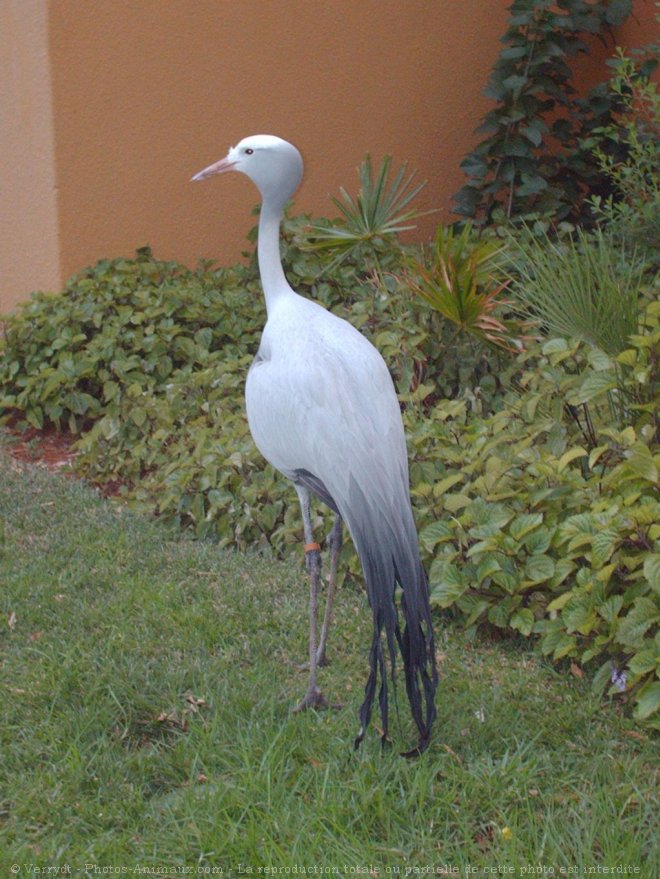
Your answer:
(405, 222), (526, 352)
(508, 227), (644, 357)
(508, 227), (650, 432)
(305, 154), (428, 274)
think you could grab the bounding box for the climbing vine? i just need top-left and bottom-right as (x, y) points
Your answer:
(453, 0), (644, 226)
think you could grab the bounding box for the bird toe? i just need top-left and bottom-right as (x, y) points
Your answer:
(292, 688), (329, 713)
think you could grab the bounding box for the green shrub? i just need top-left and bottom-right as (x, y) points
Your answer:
(588, 48), (660, 268)
(74, 350), (305, 552)
(417, 303), (659, 721)
(1, 219), (513, 434)
(0, 248), (264, 432)
(453, 0), (660, 230)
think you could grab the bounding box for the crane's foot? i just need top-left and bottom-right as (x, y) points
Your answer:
(292, 687), (329, 713)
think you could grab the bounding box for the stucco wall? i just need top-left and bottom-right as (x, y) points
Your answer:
(1, 0), (658, 313)
(46, 0), (513, 287)
(0, 0), (60, 308)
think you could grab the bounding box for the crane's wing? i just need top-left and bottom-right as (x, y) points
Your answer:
(245, 296), (437, 752)
(245, 298), (408, 509)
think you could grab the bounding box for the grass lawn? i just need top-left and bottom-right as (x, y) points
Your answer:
(0, 448), (657, 874)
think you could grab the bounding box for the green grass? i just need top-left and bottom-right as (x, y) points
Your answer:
(0, 449), (657, 874)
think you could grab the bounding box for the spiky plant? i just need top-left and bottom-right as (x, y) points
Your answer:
(508, 227), (644, 357)
(305, 154), (428, 274)
(405, 223), (526, 352)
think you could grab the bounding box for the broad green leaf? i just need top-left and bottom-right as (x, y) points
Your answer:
(433, 473), (465, 495)
(558, 513), (595, 540)
(547, 591), (573, 613)
(634, 681), (660, 720)
(567, 533), (595, 553)
(491, 567), (520, 594)
(628, 649), (658, 677)
(623, 444), (658, 483)
(189, 493), (205, 524)
(596, 563), (617, 584)
(103, 380), (120, 401)
(591, 529), (619, 568)
(476, 557), (502, 584)
(25, 406), (44, 429)
(630, 501), (660, 527)
(557, 447), (588, 473)
(131, 406), (147, 427)
(419, 520), (454, 552)
(458, 596), (490, 628)
(616, 348), (637, 367)
(521, 393), (542, 422)
(91, 415), (111, 441)
(510, 608), (535, 636)
(597, 595), (623, 623)
(615, 598), (660, 650)
(42, 370), (66, 398)
(467, 538), (499, 559)
(509, 513), (543, 541)
(525, 554), (555, 584)
(591, 660), (615, 697)
(429, 563), (466, 607)
(194, 327), (214, 350)
(542, 337), (569, 355)
(588, 445), (610, 470)
(444, 494), (471, 513)
(553, 635), (577, 660)
(550, 558), (577, 590)
(64, 391), (97, 415)
(523, 526), (553, 554)
(563, 595), (597, 635)
(586, 347), (613, 371)
(541, 627), (578, 660)
(644, 554), (660, 593)
(470, 508), (514, 539)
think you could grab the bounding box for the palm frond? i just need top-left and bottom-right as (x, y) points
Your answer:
(405, 222), (528, 352)
(304, 154), (428, 268)
(508, 227), (643, 357)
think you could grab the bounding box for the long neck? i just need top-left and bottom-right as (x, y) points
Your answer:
(257, 198), (294, 313)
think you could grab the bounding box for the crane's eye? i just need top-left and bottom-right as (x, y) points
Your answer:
(245, 148), (254, 155)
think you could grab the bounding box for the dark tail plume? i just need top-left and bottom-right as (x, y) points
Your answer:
(348, 483), (438, 754)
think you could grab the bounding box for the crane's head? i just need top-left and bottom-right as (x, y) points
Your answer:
(191, 135), (303, 206)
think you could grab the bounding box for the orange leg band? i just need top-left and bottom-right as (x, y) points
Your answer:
(304, 542), (321, 553)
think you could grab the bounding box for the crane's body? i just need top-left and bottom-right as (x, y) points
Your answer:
(192, 135), (437, 754)
(247, 294), (405, 497)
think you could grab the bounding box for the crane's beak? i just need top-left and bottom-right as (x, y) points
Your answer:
(191, 155), (237, 182)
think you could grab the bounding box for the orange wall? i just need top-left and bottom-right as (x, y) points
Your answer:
(0, 0), (61, 305)
(46, 0), (513, 285)
(617, 0), (659, 55)
(1, 0), (658, 313)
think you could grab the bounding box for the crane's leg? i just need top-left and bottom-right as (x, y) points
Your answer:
(316, 514), (342, 667)
(293, 485), (328, 712)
